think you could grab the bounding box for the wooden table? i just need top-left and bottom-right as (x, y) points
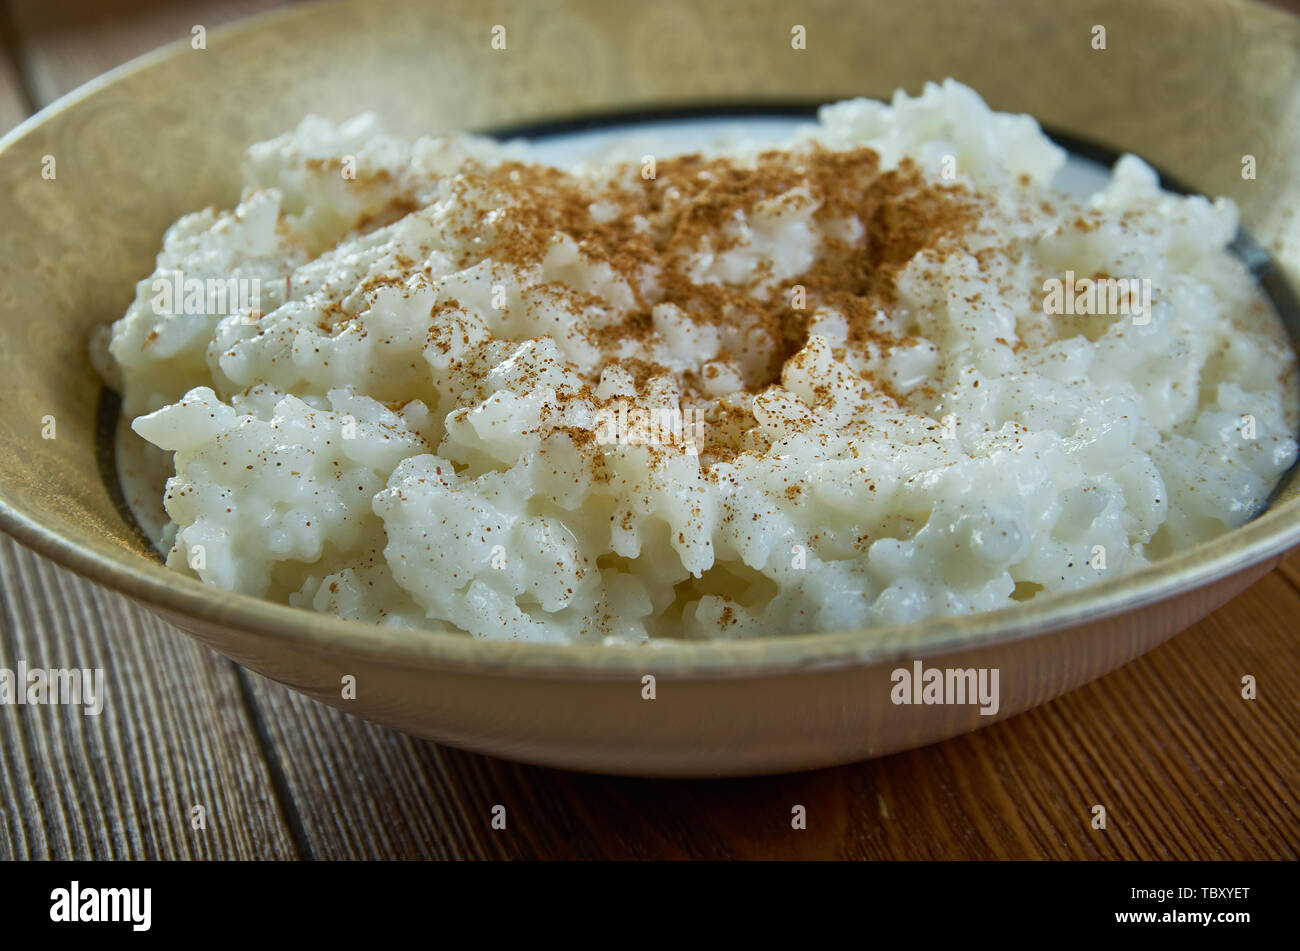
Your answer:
(0, 0), (1296, 860)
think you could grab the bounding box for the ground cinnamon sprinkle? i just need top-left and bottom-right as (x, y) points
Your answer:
(417, 143), (977, 463)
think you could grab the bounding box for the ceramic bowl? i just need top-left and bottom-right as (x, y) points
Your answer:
(0, 0), (1296, 775)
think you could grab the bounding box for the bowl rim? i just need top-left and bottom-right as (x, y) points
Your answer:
(1, 0), (1298, 682)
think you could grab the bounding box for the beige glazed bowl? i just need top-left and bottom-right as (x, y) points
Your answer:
(0, 0), (1298, 776)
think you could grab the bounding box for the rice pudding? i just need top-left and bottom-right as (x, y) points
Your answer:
(94, 80), (1300, 643)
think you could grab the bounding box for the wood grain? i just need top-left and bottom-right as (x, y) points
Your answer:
(0, 538), (299, 859)
(0, 0), (1296, 860)
(0, 1), (29, 131)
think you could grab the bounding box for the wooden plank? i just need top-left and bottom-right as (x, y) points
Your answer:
(6, 0), (291, 108)
(244, 679), (507, 860)
(245, 567), (1299, 859)
(1274, 546), (1300, 590)
(0, 538), (300, 859)
(0, 2), (32, 132)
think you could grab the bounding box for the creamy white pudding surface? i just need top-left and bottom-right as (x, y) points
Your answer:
(95, 80), (1299, 643)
